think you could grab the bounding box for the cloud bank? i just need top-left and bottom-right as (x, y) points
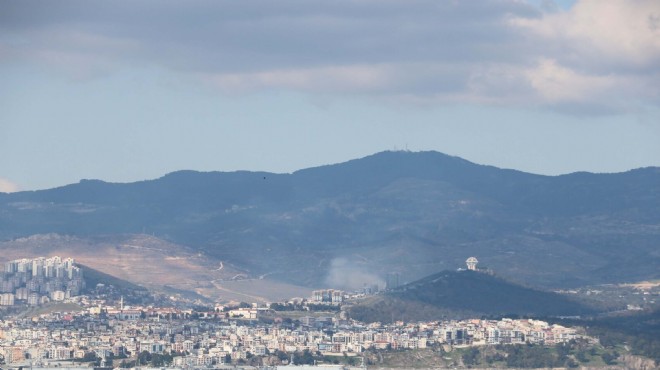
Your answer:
(1, 0), (658, 113)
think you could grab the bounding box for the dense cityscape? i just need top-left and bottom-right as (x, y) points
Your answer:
(0, 295), (581, 369)
(0, 256), (593, 369)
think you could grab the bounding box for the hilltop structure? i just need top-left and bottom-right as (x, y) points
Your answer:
(466, 257), (478, 271)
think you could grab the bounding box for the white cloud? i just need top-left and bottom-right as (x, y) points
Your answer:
(0, 177), (19, 193)
(1, 0), (658, 113)
(525, 58), (618, 103)
(508, 0), (660, 112)
(513, 0), (660, 70)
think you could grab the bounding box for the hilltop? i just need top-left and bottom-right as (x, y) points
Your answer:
(347, 270), (594, 323)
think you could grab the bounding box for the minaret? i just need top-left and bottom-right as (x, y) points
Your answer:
(120, 296), (124, 311)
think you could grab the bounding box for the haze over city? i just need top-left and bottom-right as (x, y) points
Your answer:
(1, 0), (659, 192)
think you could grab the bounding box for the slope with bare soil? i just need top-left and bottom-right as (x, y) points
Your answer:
(0, 233), (310, 303)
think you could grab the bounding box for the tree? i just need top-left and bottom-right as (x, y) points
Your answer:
(566, 358), (579, 368)
(137, 350), (151, 365)
(294, 350), (315, 365)
(576, 349), (590, 363)
(274, 350), (289, 362)
(602, 351), (618, 365)
(119, 359), (136, 368)
(462, 347), (480, 366)
(150, 353), (172, 367)
(82, 351), (98, 363)
(105, 352), (115, 366)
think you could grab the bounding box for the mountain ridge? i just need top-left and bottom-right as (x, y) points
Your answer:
(3, 150), (659, 195)
(1, 150), (658, 290)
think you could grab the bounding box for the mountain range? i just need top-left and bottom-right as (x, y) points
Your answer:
(1, 150), (659, 290)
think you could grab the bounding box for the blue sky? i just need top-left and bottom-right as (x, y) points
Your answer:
(1, 0), (659, 191)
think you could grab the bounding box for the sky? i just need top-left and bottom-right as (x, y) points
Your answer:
(1, 0), (659, 192)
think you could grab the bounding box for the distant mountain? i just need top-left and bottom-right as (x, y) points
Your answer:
(347, 270), (594, 322)
(1, 151), (659, 289)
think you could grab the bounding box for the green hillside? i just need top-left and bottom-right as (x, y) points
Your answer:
(348, 270), (594, 323)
